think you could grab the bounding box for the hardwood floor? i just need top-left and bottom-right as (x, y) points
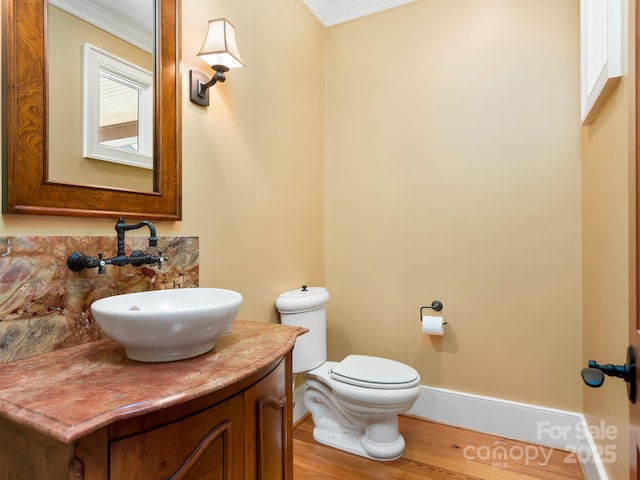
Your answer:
(293, 415), (584, 479)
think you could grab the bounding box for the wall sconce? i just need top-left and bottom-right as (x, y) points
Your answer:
(190, 18), (244, 107)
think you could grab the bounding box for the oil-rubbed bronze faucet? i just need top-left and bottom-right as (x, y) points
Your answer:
(67, 217), (164, 274)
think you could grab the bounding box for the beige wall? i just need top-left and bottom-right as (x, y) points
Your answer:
(325, 0), (583, 411)
(0, 0), (326, 324)
(581, 1), (635, 477)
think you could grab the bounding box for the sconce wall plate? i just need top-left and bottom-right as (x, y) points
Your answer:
(190, 70), (212, 106)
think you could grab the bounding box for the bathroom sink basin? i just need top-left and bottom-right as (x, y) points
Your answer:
(91, 288), (243, 362)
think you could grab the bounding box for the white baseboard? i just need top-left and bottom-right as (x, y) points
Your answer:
(293, 384), (608, 480)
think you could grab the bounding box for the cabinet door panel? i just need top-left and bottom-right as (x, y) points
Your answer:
(110, 395), (244, 479)
(245, 358), (292, 480)
(0, 418), (75, 480)
(256, 395), (287, 479)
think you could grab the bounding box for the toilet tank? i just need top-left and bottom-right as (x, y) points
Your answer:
(276, 286), (329, 373)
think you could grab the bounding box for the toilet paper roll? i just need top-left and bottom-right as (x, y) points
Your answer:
(422, 316), (445, 336)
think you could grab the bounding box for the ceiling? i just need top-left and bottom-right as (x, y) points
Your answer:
(301, 0), (417, 27)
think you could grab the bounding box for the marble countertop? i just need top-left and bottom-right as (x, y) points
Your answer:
(0, 320), (306, 443)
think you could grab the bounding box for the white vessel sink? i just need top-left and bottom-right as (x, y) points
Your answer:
(91, 288), (243, 362)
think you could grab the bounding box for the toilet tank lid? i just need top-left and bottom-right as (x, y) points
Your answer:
(276, 286), (329, 313)
(331, 355), (420, 387)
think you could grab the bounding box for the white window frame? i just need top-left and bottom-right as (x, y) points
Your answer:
(82, 43), (153, 169)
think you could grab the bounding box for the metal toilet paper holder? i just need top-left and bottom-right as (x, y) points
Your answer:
(419, 301), (446, 324)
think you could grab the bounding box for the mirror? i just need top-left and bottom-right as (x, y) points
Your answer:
(48, 2), (155, 189)
(2, 0), (181, 220)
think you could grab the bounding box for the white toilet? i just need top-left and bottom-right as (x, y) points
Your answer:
(276, 286), (421, 461)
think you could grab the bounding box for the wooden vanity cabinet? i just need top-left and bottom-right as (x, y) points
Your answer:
(108, 393), (245, 479)
(0, 355), (292, 480)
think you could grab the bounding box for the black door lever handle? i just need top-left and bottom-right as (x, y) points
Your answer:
(581, 345), (636, 403)
(581, 367), (605, 388)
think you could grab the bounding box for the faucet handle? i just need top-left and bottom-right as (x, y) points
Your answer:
(129, 250), (165, 269)
(97, 252), (105, 275)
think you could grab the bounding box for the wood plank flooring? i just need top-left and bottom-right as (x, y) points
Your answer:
(293, 414), (584, 480)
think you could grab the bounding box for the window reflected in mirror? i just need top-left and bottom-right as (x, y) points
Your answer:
(83, 44), (153, 170)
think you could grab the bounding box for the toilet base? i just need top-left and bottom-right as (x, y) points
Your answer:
(303, 371), (414, 461)
(312, 425), (406, 461)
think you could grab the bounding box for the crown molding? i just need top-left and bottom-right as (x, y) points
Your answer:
(48, 0), (153, 53)
(302, 0), (417, 27)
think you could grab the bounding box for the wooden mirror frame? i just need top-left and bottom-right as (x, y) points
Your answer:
(2, 0), (182, 220)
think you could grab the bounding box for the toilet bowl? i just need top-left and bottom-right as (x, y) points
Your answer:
(276, 287), (421, 461)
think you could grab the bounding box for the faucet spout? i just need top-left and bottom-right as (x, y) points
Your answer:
(115, 217), (158, 255)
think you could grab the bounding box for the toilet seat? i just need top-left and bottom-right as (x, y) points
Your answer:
(330, 355), (420, 390)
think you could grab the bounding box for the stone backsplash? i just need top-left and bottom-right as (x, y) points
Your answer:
(0, 236), (199, 363)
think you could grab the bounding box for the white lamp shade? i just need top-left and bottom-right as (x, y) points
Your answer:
(197, 18), (244, 69)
